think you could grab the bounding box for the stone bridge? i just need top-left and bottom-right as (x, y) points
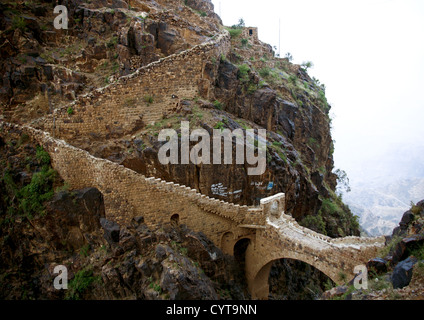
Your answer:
(2, 25), (386, 299)
(1, 122), (386, 299)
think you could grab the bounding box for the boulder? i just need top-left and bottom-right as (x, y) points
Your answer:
(100, 218), (120, 245)
(392, 234), (424, 265)
(391, 257), (418, 289)
(155, 244), (168, 260)
(400, 210), (415, 229)
(322, 286), (349, 300)
(160, 255), (218, 300)
(416, 200), (424, 216)
(366, 258), (388, 276)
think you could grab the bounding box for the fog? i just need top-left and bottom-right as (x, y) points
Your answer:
(211, 0), (424, 188)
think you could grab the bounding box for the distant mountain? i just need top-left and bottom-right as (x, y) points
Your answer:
(344, 177), (424, 236)
(337, 141), (424, 236)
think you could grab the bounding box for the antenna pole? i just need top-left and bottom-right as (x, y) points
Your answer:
(279, 18), (281, 57)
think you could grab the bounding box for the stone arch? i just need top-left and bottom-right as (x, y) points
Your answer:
(250, 255), (338, 300)
(267, 258), (335, 300)
(170, 214), (180, 226)
(220, 232), (256, 256)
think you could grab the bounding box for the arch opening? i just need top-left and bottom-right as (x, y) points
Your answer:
(268, 258), (335, 300)
(252, 258), (336, 300)
(234, 238), (251, 268)
(170, 214), (180, 226)
(233, 238), (252, 298)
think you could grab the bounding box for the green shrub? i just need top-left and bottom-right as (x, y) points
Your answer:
(36, 146), (51, 166)
(213, 100), (223, 110)
(144, 95), (154, 104)
(259, 67), (271, 78)
(288, 75), (297, 85)
(241, 38), (248, 47)
(300, 213), (327, 235)
(285, 52), (293, 62)
(320, 198), (341, 216)
(12, 16), (27, 32)
(247, 83), (257, 95)
(79, 244), (91, 257)
(67, 107), (74, 115)
(214, 121), (225, 131)
(238, 64), (250, 83)
(308, 137), (319, 149)
(19, 166), (56, 219)
(107, 36), (118, 48)
(369, 276), (392, 291)
(411, 202), (422, 215)
(66, 268), (99, 300)
(226, 27), (242, 39)
(318, 90), (329, 111)
(338, 271), (347, 283)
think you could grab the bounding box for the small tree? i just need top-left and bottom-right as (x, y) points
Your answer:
(285, 52), (293, 62)
(301, 61), (314, 71)
(335, 169), (351, 195)
(237, 18), (245, 28)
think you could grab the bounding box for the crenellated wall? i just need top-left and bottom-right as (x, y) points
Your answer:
(31, 30), (231, 142)
(1, 122), (261, 243)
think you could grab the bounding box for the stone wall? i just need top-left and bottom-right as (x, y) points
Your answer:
(1, 122), (261, 245)
(31, 30), (231, 142)
(241, 27), (259, 43)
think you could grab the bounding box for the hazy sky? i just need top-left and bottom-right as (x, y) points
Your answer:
(211, 0), (424, 185)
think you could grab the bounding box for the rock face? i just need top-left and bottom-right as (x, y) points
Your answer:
(391, 257), (418, 289)
(0, 0), (215, 123)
